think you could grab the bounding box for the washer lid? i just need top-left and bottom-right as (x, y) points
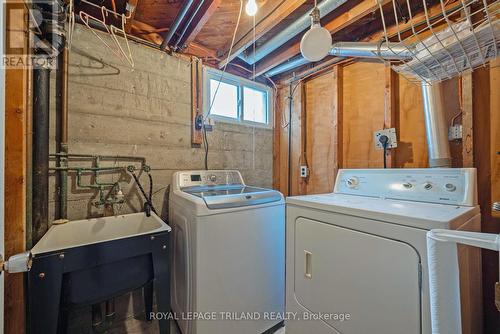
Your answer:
(183, 185), (283, 209)
(287, 193), (479, 230)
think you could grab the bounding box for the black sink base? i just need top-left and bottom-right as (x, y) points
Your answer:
(28, 231), (170, 334)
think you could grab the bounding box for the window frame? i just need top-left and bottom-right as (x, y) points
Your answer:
(203, 67), (274, 128)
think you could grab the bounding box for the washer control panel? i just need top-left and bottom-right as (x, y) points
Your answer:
(177, 170), (244, 188)
(334, 168), (477, 206)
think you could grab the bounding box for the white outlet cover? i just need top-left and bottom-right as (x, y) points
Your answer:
(374, 128), (398, 150)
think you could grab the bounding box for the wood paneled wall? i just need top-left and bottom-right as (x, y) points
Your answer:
(342, 61), (386, 168)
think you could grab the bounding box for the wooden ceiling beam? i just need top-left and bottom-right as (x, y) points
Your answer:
(124, 0), (139, 34)
(184, 0), (223, 47)
(218, 0), (307, 68)
(253, 0), (393, 77)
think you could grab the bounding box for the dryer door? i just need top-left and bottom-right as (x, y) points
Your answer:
(294, 217), (421, 334)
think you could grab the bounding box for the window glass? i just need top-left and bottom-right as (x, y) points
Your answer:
(243, 87), (267, 123)
(209, 79), (238, 119)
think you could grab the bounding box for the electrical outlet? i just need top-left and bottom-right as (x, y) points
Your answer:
(448, 124), (462, 141)
(300, 165), (309, 178)
(374, 128), (398, 149)
(204, 124), (213, 132)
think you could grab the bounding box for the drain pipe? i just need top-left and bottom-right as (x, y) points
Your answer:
(32, 0), (66, 243)
(161, 0), (194, 50)
(56, 46), (69, 219)
(172, 0), (206, 51)
(32, 66), (51, 244)
(421, 82), (452, 167)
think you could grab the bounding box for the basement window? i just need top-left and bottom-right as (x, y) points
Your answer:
(204, 68), (273, 127)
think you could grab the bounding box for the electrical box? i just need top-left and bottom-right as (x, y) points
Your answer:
(300, 166), (309, 178)
(448, 124), (462, 141)
(374, 128), (398, 150)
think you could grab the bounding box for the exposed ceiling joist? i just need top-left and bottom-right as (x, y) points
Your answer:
(218, 0), (307, 68)
(184, 0), (223, 47)
(271, 0), (463, 80)
(131, 19), (219, 59)
(253, 0), (392, 77)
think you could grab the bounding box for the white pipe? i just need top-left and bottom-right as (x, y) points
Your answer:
(427, 229), (500, 334)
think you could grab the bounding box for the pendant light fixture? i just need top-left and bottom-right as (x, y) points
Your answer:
(300, 0), (332, 62)
(245, 0), (258, 16)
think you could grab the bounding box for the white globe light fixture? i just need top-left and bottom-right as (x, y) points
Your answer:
(300, 5), (332, 62)
(245, 0), (258, 16)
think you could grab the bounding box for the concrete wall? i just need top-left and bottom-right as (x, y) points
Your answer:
(49, 25), (273, 222)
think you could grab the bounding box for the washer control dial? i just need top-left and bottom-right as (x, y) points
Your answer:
(423, 182), (433, 190)
(208, 174), (217, 182)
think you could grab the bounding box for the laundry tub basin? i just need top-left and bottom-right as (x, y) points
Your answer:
(28, 212), (171, 334)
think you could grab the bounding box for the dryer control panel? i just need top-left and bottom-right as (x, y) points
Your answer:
(334, 168), (477, 206)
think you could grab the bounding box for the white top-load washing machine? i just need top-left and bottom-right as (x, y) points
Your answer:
(285, 168), (479, 334)
(169, 170), (285, 334)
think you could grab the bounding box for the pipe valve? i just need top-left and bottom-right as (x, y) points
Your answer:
(1, 251), (32, 274)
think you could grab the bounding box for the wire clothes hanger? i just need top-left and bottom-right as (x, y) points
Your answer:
(78, 0), (135, 67)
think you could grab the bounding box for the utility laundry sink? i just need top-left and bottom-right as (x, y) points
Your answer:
(31, 212), (170, 254)
(28, 212), (172, 334)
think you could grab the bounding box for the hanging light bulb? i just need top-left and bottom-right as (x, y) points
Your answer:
(245, 0), (258, 16)
(300, 4), (332, 62)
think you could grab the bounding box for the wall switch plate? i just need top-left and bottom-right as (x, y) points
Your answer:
(300, 165), (309, 178)
(374, 128), (398, 150)
(448, 124), (462, 141)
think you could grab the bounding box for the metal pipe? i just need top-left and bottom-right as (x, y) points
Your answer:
(161, 0), (194, 50)
(264, 41), (412, 78)
(421, 82), (452, 167)
(32, 0), (66, 243)
(56, 46), (69, 219)
(236, 0), (348, 66)
(265, 56), (310, 78)
(32, 67), (50, 244)
(285, 57), (345, 84)
(172, 0), (206, 51)
(329, 42), (414, 60)
(287, 83), (293, 197)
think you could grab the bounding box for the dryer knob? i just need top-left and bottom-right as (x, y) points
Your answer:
(209, 174), (217, 182)
(346, 177), (359, 188)
(444, 183), (456, 192)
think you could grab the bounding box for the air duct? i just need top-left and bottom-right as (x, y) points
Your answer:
(265, 56), (310, 77)
(327, 42), (450, 167)
(329, 42), (414, 60)
(236, 0), (348, 66)
(421, 82), (452, 167)
(288, 41), (451, 168)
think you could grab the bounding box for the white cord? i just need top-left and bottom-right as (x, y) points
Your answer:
(203, 0), (243, 121)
